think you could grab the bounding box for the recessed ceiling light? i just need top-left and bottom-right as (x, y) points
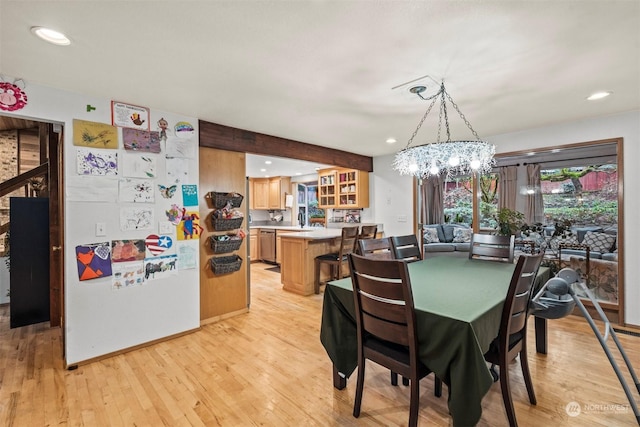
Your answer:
(260, 168), (266, 172)
(31, 26), (71, 46)
(386, 138), (397, 144)
(265, 160), (272, 165)
(587, 91), (612, 101)
(295, 172), (302, 175)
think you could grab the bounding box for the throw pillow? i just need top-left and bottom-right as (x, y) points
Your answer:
(583, 231), (616, 253)
(452, 228), (472, 243)
(423, 228), (440, 244)
(550, 234), (578, 250)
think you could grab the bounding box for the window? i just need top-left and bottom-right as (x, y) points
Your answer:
(443, 175), (473, 224)
(540, 164), (617, 228)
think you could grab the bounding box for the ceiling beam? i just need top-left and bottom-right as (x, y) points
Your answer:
(199, 120), (373, 172)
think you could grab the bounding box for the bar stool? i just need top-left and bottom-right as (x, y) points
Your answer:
(355, 225), (377, 254)
(314, 226), (359, 294)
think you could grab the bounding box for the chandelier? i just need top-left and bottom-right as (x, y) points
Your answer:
(393, 81), (495, 179)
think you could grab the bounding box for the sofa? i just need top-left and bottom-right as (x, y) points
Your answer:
(422, 223), (472, 258)
(535, 226), (618, 261)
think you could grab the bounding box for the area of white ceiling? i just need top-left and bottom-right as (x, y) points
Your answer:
(1, 1), (638, 159)
(245, 154), (331, 178)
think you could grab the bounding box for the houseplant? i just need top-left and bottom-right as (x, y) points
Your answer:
(495, 208), (525, 236)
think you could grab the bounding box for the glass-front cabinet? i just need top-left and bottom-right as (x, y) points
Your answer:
(318, 167), (369, 209)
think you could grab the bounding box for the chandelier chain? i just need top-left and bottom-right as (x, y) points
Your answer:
(405, 91), (439, 148)
(444, 89), (481, 141)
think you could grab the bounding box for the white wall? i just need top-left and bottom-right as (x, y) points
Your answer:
(372, 110), (640, 325)
(371, 154), (414, 237)
(2, 81), (201, 364)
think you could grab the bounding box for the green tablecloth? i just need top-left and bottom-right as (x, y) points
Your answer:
(320, 256), (546, 427)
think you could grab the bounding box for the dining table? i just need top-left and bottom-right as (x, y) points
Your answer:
(320, 256), (550, 427)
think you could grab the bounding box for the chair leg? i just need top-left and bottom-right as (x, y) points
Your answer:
(391, 371), (398, 386)
(434, 376), (442, 397)
(499, 358), (518, 427)
(353, 359), (366, 418)
(519, 344), (537, 405)
(314, 259), (321, 294)
(408, 375), (420, 427)
(402, 376), (409, 386)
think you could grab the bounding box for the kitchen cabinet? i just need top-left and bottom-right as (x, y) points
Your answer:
(249, 228), (259, 262)
(252, 178), (269, 209)
(268, 176), (291, 210)
(318, 167), (369, 208)
(276, 229), (299, 264)
(318, 170), (336, 208)
(249, 177), (291, 210)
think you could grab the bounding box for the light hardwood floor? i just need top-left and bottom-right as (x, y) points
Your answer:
(1, 262), (638, 426)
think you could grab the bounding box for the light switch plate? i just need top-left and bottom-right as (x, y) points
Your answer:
(397, 215), (407, 223)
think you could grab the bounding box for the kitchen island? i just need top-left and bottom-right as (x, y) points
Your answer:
(279, 228), (345, 295)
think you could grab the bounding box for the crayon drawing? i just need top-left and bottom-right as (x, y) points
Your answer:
(122, 128), (161, 153)
(165, 136), (195, 158)
(75, 242), (112, 281)
(182, 184), (198, 207)
(111, 239), (146, 262)
(77, 148), (118, 176)
(119, 178), (155, 203)
(176, 209), (203, 240)
(73, 119), (118, 149)
(112, 261), (144, 290)
(166, 157), (189, 184)
(122, 153), (156, 178)
(177, 241), (198, 270)
(143, 254), (178, 281)
(120, 207), (154, 231)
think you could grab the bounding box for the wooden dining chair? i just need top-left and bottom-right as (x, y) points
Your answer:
(355, 225), (378, 254)
(469, 233), (515, 263)
(348, 253), (441, 427)
(484, 253), (543, 427)
(358, 237), (393, 260)
(314, 226), (359, 294)
(390, 234), (422, 263)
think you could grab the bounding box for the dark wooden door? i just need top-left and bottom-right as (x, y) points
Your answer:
(9, 197), (50, 328)
(47, 123), (63, 328)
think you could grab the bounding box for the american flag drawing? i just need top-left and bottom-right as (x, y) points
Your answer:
(145, 234), (172, 256)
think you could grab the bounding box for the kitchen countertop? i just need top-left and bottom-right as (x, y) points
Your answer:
(276, 228), (343, 240)
(249, 224), (317, 231)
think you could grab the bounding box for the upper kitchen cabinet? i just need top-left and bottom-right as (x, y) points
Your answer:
(252, 178), (269, 210)
(318, 169), (336, 208)
(268, 176), (291, 210)
(318, 168), (369, 209)
(250, 176), (291, 210)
